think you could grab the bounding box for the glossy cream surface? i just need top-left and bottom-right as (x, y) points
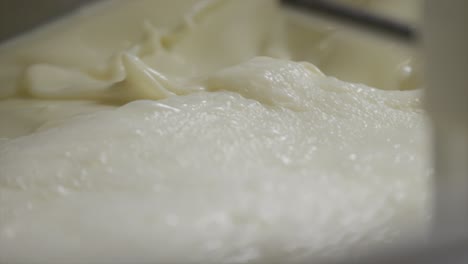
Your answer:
(0, 1), (429, 263)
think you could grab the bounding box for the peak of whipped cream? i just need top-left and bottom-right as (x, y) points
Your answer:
(0, 1), (429, 263)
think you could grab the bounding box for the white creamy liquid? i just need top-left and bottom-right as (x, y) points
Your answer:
(0, 1), (430, 263)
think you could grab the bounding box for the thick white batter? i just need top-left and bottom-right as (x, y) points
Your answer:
(0, 0), (430, 263)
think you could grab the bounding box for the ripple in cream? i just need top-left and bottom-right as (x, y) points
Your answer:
(0, 0), (429, 263)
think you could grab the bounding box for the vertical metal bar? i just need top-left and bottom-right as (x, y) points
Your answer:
(423, 0), (468, 243)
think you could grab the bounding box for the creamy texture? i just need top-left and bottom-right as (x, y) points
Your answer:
(0, 1), (430, 263)
(285, 0), (423, 90)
